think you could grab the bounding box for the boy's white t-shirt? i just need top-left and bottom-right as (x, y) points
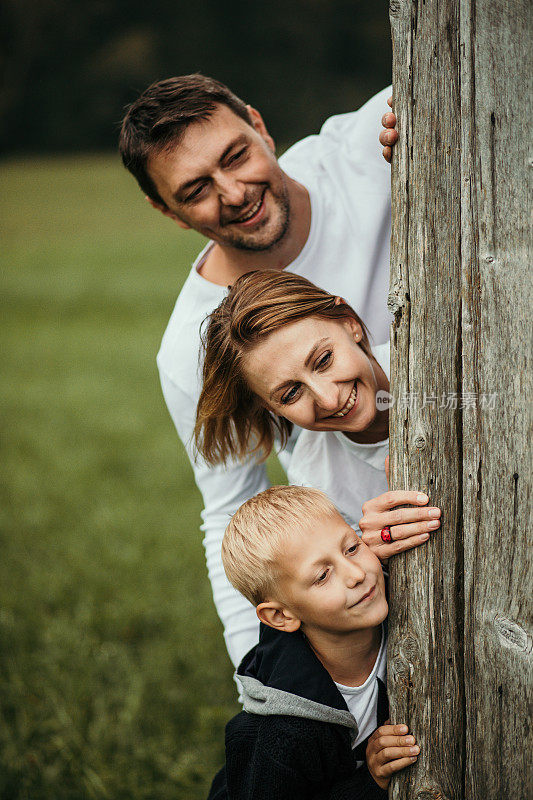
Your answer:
(288, 342), (390, 531)
(335, 626), (387, 751)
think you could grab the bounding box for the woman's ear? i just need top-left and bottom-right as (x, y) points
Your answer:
(256, 602), (301, 633)
(343, 314), (363, 343)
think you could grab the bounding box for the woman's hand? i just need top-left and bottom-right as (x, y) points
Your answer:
(366, 722), (419, 790)
(359, 490), (441, 563)
(379, 97), (398, 163)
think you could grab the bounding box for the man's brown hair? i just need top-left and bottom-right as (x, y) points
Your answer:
(119, 74), (252, 205)
(194, 270), (371, 466)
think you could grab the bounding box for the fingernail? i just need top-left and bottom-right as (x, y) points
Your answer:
(428, 520), (440, 528)
(399, 725), (408, 733)
(410, 756), (418, 761)
(421, 533), (430, 540)
(411, 746), (420, 754)
(417, 493), (429, 503)
(405, 736), (415, 745)
(428, 507), (441, 516)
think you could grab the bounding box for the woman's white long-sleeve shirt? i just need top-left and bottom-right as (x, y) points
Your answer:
(157, 87), (393, 669)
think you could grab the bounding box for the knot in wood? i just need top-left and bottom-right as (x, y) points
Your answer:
(494, 614), (532, 654)
(484, 254), (495, 263)
(413, 434), (427, 450)
(387, 292), (404, 315)
(389, 654), (409, 682)
(398, 631), (419, 665)
(389, 0), (401, 15)
(415, 790), (446, 800)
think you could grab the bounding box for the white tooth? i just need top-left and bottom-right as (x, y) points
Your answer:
(332, 385), (357, 417)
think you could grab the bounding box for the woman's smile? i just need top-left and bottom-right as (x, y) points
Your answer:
(328, 381), (358, 419)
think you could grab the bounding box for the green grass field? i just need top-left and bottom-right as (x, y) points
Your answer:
(0, 155), (285, 799)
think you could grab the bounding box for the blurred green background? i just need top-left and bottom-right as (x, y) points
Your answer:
(1, 3), (391, 798)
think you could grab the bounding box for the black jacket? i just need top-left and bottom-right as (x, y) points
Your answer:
(207, 623), (388, 800)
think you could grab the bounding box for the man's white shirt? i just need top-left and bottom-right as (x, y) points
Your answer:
(157, 86), (392, 669)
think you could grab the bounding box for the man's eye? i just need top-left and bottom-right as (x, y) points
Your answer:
(185, 184), (207, 203)
(280, 384), (300, 405)
(227, 147), (248, 165)
(316, 351), (332, 370)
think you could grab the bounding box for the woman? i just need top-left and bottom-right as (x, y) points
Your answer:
(195, 270), (441, 560)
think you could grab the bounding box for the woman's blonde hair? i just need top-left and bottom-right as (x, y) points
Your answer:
(194, 270), (371, 465)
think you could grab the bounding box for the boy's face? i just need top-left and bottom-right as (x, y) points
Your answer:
(269, 512), (388, 637)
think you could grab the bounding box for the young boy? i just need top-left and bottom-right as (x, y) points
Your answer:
(208, 486), (419, 800)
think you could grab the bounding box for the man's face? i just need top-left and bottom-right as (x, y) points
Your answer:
(274, 513), (388, 637)
(147, 105), (291, 252)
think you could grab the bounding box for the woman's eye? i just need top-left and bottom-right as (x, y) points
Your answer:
(280, 384), (300, 405)
(316, 351), (332, 370)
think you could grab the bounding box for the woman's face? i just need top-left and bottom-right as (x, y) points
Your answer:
(242, 315), (388, 438)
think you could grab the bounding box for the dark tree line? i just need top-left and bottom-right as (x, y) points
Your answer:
(0, 0), (391, 154)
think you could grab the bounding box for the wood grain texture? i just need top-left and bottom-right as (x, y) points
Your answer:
(388, 1), (531, 798)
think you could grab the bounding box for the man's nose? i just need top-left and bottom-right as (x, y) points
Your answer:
(215, 173), (246, 206)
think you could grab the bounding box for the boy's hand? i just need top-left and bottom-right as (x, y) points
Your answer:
(379, 97), (398, 162)
(359, 490), (441, 563)
(366, 723), (419, 790)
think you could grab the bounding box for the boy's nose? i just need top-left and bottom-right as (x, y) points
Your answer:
(345, 561), (365, 588)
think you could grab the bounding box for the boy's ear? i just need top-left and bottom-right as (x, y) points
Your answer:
(146, 196), (191, 229)
(256, 602), (301, 633)
(246, 105), (275, 152)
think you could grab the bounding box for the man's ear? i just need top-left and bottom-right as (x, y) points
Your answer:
(256, 601), (301, 633)
(246, 105), (275, 152)
(146, 196), (191, 230)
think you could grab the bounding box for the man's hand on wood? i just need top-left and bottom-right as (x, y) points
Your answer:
(379, 97), (398, 163)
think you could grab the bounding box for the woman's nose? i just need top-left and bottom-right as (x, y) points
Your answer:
(312, 381), (340, 413)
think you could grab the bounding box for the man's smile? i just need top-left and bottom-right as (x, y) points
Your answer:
(226, 189), (267, 226)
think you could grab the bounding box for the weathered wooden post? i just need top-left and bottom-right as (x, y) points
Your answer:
(387, 2), (532, 798)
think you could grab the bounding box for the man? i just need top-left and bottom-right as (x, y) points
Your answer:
(119, 74), (395, 669)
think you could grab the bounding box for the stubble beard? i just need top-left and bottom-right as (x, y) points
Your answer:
(222, 182), (291, 252)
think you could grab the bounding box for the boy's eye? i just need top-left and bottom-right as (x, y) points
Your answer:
(280, 384), (301, 405)
(316, 569), (329, 584)
(346, 543), (359, 555)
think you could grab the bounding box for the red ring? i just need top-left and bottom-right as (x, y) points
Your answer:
(381, 526), (392, 543)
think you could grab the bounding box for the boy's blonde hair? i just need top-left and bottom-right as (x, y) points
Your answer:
(222, 485), (340, 606)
